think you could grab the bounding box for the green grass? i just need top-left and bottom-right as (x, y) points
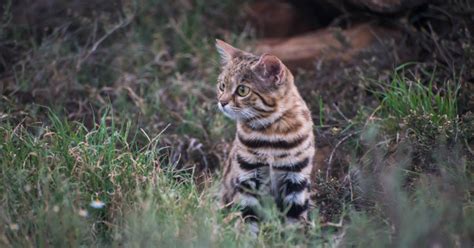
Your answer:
(0, 111), (159, 245)
(378, 64), (460, 126)
(0, 111), (331, 247)
(370, 63), (465, 149)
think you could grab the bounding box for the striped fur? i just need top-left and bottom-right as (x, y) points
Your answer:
(216, 40), (315, 228)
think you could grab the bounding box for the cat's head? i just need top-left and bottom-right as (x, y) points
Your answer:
(215, 39), (291, 121)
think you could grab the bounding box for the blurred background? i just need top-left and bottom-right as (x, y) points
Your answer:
(0, 0), (473, 246)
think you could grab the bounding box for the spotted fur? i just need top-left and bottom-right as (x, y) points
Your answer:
(216, 39), (315, 227)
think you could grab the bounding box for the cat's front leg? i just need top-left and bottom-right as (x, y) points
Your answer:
(220, 155), (269, 234)
(272, 160), (312, 224)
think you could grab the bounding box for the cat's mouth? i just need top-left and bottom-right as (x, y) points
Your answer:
(218, 103), (237, 120)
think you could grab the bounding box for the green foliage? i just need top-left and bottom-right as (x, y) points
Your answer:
(0, 111), (328, 247)
(0, 111), (160, 245)
(372, 63), (465, 150)
(379, 64), (460, 126)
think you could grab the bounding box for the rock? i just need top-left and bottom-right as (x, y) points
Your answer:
(255, 23), (402, 70)
(244, 1), (319, 38)
(347, 0), (428, 13)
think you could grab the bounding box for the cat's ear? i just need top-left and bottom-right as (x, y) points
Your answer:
(215, 39), (240, 65)
(252, 54), (285, 86)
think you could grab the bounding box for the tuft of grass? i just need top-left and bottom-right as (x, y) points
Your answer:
(378, 64), (460, 127)
(370, 63), (466, 153)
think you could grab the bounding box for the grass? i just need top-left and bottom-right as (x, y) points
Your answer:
(1, 109), (471, 246)
(0, 111), (329, 246)
(376, 63), (461, 134)
(343, 126), (473, 247)
(380, 64), (459, 124)
(369, 63), (469, 161)
(1, 0), (473, 246)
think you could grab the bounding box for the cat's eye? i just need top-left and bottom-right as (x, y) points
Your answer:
(219, 82), (225, 91)
(236, 85), (250, 97)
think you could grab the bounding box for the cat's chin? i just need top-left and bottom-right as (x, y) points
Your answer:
(222, 111), (237, 120)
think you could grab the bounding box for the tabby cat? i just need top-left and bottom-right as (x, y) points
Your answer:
(216, 39), (315, 228)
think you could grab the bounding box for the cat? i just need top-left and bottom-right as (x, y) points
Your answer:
(215, 39), (315, 230)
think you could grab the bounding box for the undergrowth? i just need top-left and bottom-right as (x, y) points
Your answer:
(0, 111), (331, 247)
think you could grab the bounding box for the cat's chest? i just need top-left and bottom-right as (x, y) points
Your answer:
(233, 135), (305, 165)
(243, 149), (287, 165)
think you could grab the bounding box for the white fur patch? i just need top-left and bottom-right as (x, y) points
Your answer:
(237, 194), (260, 207)
(216, 43), (232, 65)
(282, 172), (307, 183)
(284, 191), (307, 205)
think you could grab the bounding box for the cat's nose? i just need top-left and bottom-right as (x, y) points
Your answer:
(220, 100), (229, 107)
